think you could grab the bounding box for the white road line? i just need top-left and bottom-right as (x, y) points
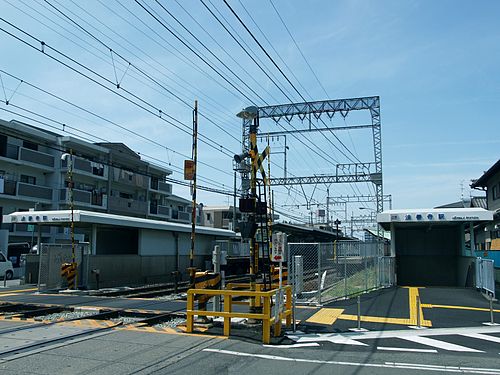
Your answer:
(289, 325), (500, 343)
(377, 346), (438, 353)
(461, 333), (500, 344)
(401, 336), (483, 353)
(263, 343), (320, 349)
(203, 349), (500, 374)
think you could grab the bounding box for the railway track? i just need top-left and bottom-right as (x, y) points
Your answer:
(0, 302), (185, 361)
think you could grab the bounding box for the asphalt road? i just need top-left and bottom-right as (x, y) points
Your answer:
(0, 326), (499, 375)
(0, 285), (499, 374)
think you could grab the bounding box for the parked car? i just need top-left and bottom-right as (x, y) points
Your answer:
(0, 252), (14, 280)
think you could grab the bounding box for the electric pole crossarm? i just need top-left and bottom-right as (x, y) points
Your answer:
(258, 96), (380, 120)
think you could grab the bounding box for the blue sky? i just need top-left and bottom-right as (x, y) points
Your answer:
(0, 0), (498, 226)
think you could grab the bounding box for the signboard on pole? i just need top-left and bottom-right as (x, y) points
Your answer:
(184, 160), (195, 180)
(271, 232), (287, 262)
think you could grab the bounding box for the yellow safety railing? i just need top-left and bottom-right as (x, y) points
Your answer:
(186, 285), (292, 344)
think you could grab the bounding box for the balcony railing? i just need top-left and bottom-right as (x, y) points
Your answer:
(108, 195), (147, 215)
(171, 209), (191, 222)
(17, 182), (52, 201)
(113, 169), (149, 189)
(1, 144), (54, 168)
(157, 181), (172, 195)
(149, 203), (171, 218)
(60, 188), (106, 208)
(19, 147), (54, 167)
(62, 157), (108, 179)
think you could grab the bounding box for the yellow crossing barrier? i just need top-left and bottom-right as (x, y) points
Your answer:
(186, 285), (292, 344)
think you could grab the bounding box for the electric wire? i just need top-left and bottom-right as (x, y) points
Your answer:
(133, 0), (256, 105)
(0, 18), (236, 158)
(42, 0), (242, 144)
(0, 105), (232, 194)
(0, 70), (232, 179)
(152, 0), (268, 105)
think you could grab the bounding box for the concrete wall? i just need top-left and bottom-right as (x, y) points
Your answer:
(96, 227), (138, 255)
(456, 256), (475, 287)
(23, 253), (210, 288)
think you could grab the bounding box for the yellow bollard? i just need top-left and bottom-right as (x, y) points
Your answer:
(223, 293), (232, 337)
(186, 292), (194, 333)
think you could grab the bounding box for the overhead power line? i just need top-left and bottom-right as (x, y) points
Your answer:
(0, 17), (236, 158)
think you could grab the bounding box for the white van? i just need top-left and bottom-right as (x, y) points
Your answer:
(0, 253), (14, 280)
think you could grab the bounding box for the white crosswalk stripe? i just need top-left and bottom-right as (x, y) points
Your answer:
(460, 333), (500, 344)
(400, 336), (483, 353)
(287, 326), (500, 354)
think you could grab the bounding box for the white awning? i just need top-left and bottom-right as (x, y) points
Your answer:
(3, 210), (236, 237)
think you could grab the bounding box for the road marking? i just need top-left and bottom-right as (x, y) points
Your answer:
(339, 314), (413, 325)
(408, 287), (432, 326)
(422, 304), (500, 313)
(400, 336), (483, 353)
(377, 346), (438, 353)
(263, 343), (320, 348)
(203, 349), (500, 373)
(461, 333), (500, 344)
(287, 332), (368, 346)
(306, 308), (344, 325)
(0, 288), (37, 295)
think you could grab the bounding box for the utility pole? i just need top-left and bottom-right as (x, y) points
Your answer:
(233, 171), (237, 231)
(326, 187), (330, 227)
(188, 100), (198, 284)
(61, 150), (76, 289)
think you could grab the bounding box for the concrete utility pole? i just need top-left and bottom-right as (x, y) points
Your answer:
(188, 100), (198, 283)
(61, 149), (76, 289)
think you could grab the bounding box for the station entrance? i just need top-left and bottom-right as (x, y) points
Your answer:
(394, 225), (462, 286)
(377, 208), (493, 288)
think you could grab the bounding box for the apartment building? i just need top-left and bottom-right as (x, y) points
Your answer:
(202, 205), (241, 231)
(0, 118), (195, 244)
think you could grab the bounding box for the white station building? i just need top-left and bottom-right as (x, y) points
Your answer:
(377, 208), (493, 287)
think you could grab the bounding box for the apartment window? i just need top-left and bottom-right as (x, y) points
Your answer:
(22, 141), (38, 151)
(206, 213), (211, 221)
(493, 185), (500, 200)
(178, 205), (185, 212)
(20, 175), (36, 185)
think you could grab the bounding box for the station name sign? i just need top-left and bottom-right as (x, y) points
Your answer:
(389, 213), (482, 222)
(9, 214), (71, 223)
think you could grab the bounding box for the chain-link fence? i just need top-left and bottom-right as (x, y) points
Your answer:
(38, 243), (90, 292)
(288, 241), (395, 305)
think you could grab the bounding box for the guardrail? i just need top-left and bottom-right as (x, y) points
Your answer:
(186, 285), (292, 344)
(476, 257), (495, 298)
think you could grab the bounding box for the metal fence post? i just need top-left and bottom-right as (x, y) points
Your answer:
(364, 252), (368, 292)
(317, 243), (322, 305)
(344, 253), (347, 299)
(490, 295), (495, 325)
(37, 243), (43, 292)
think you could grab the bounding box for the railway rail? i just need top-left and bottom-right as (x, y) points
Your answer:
(0, 302), (185, 360)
